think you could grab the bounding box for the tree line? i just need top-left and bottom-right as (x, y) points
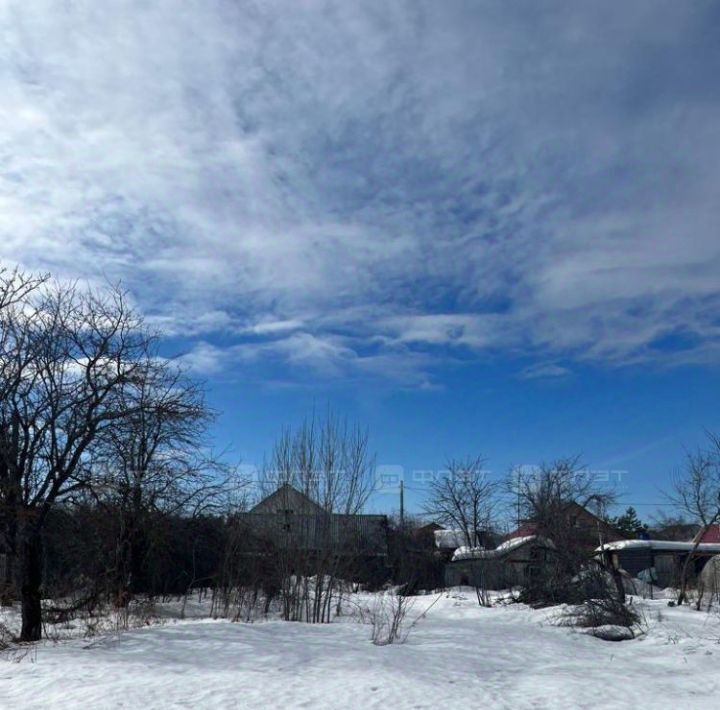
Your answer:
(2, 267), (718, 641)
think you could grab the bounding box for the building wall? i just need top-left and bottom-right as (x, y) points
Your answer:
(615, 548), (706, 588)
(445, 546), (539, 589)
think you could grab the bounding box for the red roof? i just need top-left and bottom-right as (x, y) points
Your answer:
(694, 524), (720, 544)
(505, 522), (538, 540)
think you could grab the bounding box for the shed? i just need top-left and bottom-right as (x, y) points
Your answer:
(444, 536), (555, 589)
(596, 539), (720, 588)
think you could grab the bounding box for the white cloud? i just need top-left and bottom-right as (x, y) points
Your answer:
(0, 1), (719, 383)
(519, 363), (572, 381)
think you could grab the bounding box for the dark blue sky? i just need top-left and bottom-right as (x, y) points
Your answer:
(202, 350), (720, 517)
(2, 1), (719, 519)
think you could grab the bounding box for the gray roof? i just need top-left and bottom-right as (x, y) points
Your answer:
(240, 485), (387, 554)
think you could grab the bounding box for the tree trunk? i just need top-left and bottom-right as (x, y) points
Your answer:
(609, 561), (626, 604)
(18, 529), (43, 641)
(115, 525), (134, 608)
(677, 517), (718, 606)
(0, 549), (14, 606)
(0, 468), (19, 607)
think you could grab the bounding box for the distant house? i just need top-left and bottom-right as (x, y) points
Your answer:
(597, 539), (720, 588)
(599, 523), (720, 588)
(433, 528), (500, 558)
(694, 524), (720, 544)
(504, 502), (625, 546)
(443, 502), (624, 589)
(237, 483), (388, 559)
(412, 522), (444, 543)
(649, 521), (701, 542)
(445, 535), (555, 588)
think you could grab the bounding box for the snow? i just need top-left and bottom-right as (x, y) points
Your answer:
(579, 624), (636, 641)
(2, 591), (720, 708)
(597, 539), (720, 553)
(452, 535), (553, 560)
(433, 529), (468, 549)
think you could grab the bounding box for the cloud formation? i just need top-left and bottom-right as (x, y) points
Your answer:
(1, 1), (719, 383)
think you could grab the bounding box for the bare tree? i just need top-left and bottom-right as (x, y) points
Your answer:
(0, 269), (49, 605)
(423, 456), (496, 548)
(666, 437), (720, 605)
(0, 276), (154, 640)
(256, 410), (377, 623)
(262, 411), (375, 515)
(0, 269), (48, 312)
(91, 359), (226, 607)
(509, 457), (617, 605)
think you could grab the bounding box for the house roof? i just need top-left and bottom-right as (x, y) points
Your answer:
(416, 522), (444, 534)
(650, 523), (700, 541)
(597, 539), (720, 554)
(505, 502), (625, 542)
(452, 535), (554, 561)
(505, 522), (538, 540)
(250, 483), (326, 516)
(693, 524), (720, 544)
(434, 529), (469, 549)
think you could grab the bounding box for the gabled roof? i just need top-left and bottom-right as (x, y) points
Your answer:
(452, 535), (554, 561)
(434, 529), (469, 549)
(693, 524), (720, 544)
(650, 523), (700, 541)
(505, 522), (538, 540)
(504, 502), (625, 542)
(250, 483), (326, 516)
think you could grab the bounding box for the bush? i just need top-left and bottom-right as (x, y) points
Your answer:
(560, 565), (639, 634)
(369, 591), (415, 646)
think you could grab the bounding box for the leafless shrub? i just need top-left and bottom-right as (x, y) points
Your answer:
(257, 411), (378, 624)
(370, 590), (415, 645)
(560, 566), (639, 633)
(475, 580), (492, 608)
(563, 596), (638, 630)
(665, 436), (720, 606)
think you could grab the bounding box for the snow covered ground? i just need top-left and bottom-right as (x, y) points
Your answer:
(1, 590), (719, 709)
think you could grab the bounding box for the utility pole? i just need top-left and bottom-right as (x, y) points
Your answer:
(400, 479), (405, 529)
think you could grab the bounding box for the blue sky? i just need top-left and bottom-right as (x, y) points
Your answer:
(1, 1), (719, 520)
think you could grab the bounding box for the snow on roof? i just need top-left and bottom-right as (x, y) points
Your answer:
(596, 539), (720, 554)
(434, 529), (469, 549)
(451, 535), (551, 561)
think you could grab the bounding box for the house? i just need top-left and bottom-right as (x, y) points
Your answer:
(433, 528), (500, 559)
(443, 502), (624, 589)
(597, 539), (720, 588)
(694, 523), (720, 544)
(412, 522), (444, 545)
(599, 523), (720, 588)
(649, 521), (700, 542)
(237, 483), (389, 558)
(504, 501), (626, 546)
(445, 535), (555, 588)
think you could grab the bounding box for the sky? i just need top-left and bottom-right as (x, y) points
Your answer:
(1, 1), (719, 520)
